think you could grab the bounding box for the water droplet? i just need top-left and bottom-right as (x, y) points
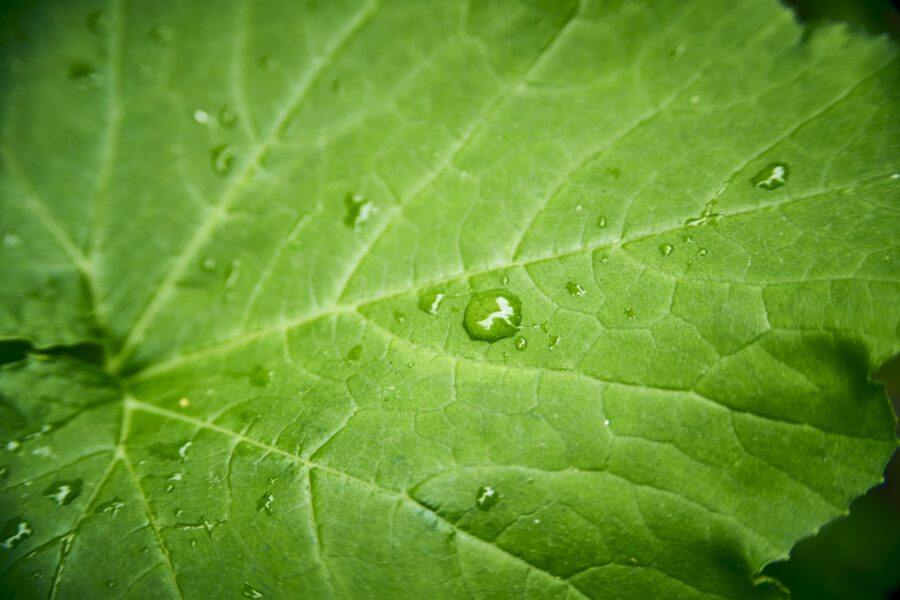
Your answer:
(219, 106), (238, 128)
(1, 519), (32, 550)
(346, 345), (362, 361)
(751, 162), (789, 190)
(178, 397), (190, 408)
(603, 418), (611, 427)
(211, 144), (237, 176)
(343, 193), (374, 230)
(147, 26), (173, 47)
(225, 258), (242, 288)
(475, 486), (499, 511)
(86, 10), (111, 36)
(193, 109), (212, 125)
(659, 243), (673, 256)
(684, 202), (722, 227)
(500, 275), (510, 286)
(596, 215), (607, 228)
(514, 336), (527, 352)
(463, 290), (522, 343)
(696, 247), (708, 257)
(0, 465), (8, 478)
(43, 479), (83, 506)
(258, 55), (279, 71)
(669, 44), (686, 59)
(393, 310), (406, 324)
(605, 167), (622, 179)
(417, 289), (446, 315)
(5, 440), (20, 452)
(565, 281), (585, 297)
(69, 62), (102, 89)
(178, 441), (192, 460)
(1, 232), (19, 247)
(200, 256), (217, 272)
(682, 235), (694, 244)
(107, 580), (115, 589)
(256, 492), (274, 516)
(548, 334), (560, 350)
(624, 307), (636, 319)
(891, 173), (899, 180)
(95, 498), (125, 516)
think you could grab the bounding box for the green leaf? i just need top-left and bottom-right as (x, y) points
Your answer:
(1, 0), (898, 598)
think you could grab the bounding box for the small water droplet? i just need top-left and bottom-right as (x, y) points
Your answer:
(219, 106), (238, 128)
(393, 310), (406, 323)
(514, 336), (527, 352)
(696, 247), (707, 257)
(86, 10), (111, 36)
(211, 144), (237, 176)
(669, 44), (686, 59)
(751, 162), (789, 190)
(596, 215), (607, 228)
(2, 232), (20, 248)
(256, 492), (274, 516)
(0, 465), (8, 478)
(225, 258), (242, 288)
(690, 95), (701, 105)
(247, 365), (272, 387)
(95, 498), (125, 516)
(605, 167), (622, 180)
(500, 275), (510, 286)
(603, 418), (611, 427)
(417, 289), (446, 315)
(178, 397), (190, 408)
(891, 173), (899, 180)
(5, 440), (20, 452)
(565, 281), (585, 297)
(475, 486), (499, 511)
(624, 307), (636, 319)
(147, 26), (173, 47)
(193, 109), (211, 125)
(346, 345), (362, 361)
(659, 243), (673, 257)
(200, 256), (217, 272)
(43, 479), (83, 506)
(258, 55), (279, 71)
(463, 290), (523, 343)
(343, 193), (374, 230)
(548, 334), (560, 350)
(242, 583), (265, 599)
(1, 518), (32, 550)
(69, 62), (102, 89)
(107, 580), (115, 589)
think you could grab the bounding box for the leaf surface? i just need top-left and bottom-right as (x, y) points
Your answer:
(1, 0), (898, 598)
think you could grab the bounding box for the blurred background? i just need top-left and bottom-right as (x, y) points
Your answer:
(750, 2), (900, 599)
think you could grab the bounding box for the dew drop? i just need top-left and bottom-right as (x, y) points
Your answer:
(199, 256), (217, 272)
(696, 247), (708, 257)
(393, 310), (406, 324)
(69, 62), (102, 89)
(247, 365), (272, 387)
(548, 334), (560, 350)
(463, 290), (522, 343)
(475, 486), (499, 511)
(219, 106), (238, 129)
(684, 202), (722, 227)
(751, 162), (789, 190)
(659, 243), (673, 257)
(107, 580), (115, 589)
(603, 418), (611, 427)
(193, 109), (212, 125)
(43, 479), (83, 506)
(417, 289), (446, 315)
(500, 275), (510, 286)
(5, 440), (20, 452)
(624, 307), (636, 319)
(86, 10), (111, 36)
(596, 215), (607, 228)
(514, 336), (527, 352)
(211, 144), (237, 176)
(95, 498), (125, 517)
(256, 492), (274, 516)
(147, 26), (173, 47)
(225, 258), (242, 288)
(243, 583), (265, 599)
(1, 232), (20, 248)
(0, 465), (8, 478)
(565, 281), (585, 297)
(346, 345), (362, 361)
(343, 193), (374, 230)
(605, 167), (622, 180)
(1, 519), (32, 550)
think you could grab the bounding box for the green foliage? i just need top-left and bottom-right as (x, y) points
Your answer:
(1, 0), (898, 598)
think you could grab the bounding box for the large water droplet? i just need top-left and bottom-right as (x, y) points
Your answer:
(565, 281), (585, 297)
(463, 290), (522, 343)
(417, 289), (446, 315)
(751, 162), (789, 190)
(242, 583), (265, 599)
(43, 479), (83, 506)
(659, 243), (673, 257)
(86, 10), (111, 36)
(1, 518), (32, 549)
(343, 193), (374, 230)
(475, 486), (499, 511)
(256, 492), (274, 516)
(211, 144), (237, 176)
